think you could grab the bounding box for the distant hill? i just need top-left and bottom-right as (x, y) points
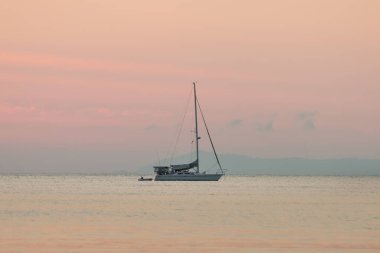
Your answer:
(136, 151), (380, 176)
(1, 147), (379, 176)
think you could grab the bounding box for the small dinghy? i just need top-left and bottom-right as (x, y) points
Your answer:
(138, 176), (153, 181)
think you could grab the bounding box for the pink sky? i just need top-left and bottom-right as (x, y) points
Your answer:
(1, 0), (380, 165)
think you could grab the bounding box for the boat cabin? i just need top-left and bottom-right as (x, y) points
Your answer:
(154, 166), (170, 175)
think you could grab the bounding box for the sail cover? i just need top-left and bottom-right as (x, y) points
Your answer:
(171, 160), (198, 170)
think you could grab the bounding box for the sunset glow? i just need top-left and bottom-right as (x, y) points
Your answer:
(1, 0), (380, 169)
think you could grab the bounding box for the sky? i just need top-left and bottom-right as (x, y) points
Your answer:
(1, 0), (380, 170)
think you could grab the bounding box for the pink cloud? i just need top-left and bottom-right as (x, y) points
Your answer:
(95, 107), (114, 117)
(0, 50), (208, 79)
(0, 103), (37, 114)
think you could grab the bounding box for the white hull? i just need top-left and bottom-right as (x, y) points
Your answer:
(155, 173), (223, 181)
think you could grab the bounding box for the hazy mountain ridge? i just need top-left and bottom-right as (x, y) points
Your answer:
(137, 151), (380, 176)
(1, 148), (379, 176)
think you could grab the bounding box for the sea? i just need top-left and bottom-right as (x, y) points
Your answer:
(0, 175), (379, 252)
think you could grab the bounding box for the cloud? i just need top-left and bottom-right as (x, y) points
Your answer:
(96, 107), (114, 117)
(0, 102), (38, 114)
(228, 119), (242, 128)
(303, 119), (315, 130)
(298, 111), (317, 120)
(256, 120), (273, 132)
(297, 111), (317, 130)
(145, 124), (159, 131)
(0, 50), (220, 82)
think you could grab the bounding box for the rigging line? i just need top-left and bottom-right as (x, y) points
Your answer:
(168, 85), (193, 165)
(206, 161), (218, 171)
(155, 150), (161, 166)
(196, 98), (224, 174)
(189, 130), (195, 163)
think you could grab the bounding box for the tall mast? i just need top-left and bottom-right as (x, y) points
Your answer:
(193, 82), (199, 173)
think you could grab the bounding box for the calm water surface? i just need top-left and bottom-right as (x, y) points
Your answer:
(0, 176), (379, 252)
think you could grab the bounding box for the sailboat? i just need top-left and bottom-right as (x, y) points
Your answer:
(154, 82), (224, 181)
